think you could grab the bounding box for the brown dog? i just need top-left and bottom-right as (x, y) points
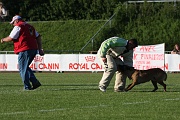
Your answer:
(118, 65), (167, 92)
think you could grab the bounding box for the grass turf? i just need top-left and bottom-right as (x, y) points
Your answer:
(0, 72), (179, 120)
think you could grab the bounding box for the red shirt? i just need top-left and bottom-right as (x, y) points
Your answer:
(13, 21), (38, 54)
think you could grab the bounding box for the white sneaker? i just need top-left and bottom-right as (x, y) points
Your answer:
(99, 86), (106, 92)
(114, 88), (124, 92)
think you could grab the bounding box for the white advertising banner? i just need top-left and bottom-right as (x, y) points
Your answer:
(6, 54), (18, 71)
(133, 43), (165, 70)
(60, 54), (79, 71)
(78, 54), (103, 71)
(0, 54), (18, 71)
(165, 54), (180, 71)
(59, 54), (103, 71)
(30, 54), (61, 71)
(0, 54), (7, 71)
(1, 43), (180, 72)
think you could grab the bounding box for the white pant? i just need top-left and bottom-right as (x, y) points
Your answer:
(99, 55), (127, 90)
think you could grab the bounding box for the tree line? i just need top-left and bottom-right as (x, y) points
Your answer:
(0, 0), (180, 51)
(2, 0), (123, 21)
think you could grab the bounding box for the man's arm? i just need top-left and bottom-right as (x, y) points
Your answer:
(36, 35), (44, 56)
(1, 26), (20, 44)
(1, 36), (13, 43)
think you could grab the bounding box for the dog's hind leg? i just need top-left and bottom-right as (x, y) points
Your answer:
(158, 81), (166, 92)
(151, 80), (158, 92)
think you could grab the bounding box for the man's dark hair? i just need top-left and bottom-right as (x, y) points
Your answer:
(129, 38), (138, 47)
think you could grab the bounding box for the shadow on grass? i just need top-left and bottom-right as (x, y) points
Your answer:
(43, 84), (98, 86)
(0, 85), (22, 86)
(0, 84), (179, 92)
(42, 84), (99, 91)
(124, 88), (180, 92)
(125, 91), (180, 92)
(0, 84), (99, 91)
(0, 84), (98, 87)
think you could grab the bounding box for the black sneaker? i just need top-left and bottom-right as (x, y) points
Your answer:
(32, 81), (41, 90)
(24, 88), (33, 91)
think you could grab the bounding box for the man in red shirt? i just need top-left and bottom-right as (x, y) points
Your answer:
(1, 15), (44, 90)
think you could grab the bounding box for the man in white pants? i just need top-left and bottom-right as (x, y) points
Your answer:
(97, 37), (138, 92)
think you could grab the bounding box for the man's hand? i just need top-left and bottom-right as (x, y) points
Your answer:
(1, 37), (13, 43)
(1, 38), (4, 43)
(101, 57), (108, 69)
(101, 57), (107, 63)
(39, 49), (44, 56)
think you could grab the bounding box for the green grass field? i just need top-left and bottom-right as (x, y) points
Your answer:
(0, 72), (179, 120)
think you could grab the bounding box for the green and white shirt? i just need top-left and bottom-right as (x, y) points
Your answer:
(97, 37), (134, 66)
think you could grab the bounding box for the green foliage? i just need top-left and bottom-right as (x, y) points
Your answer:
(0, 21), (105, 53)
(1, 1), (180, 52)
(0, 23), (14, 51)
(3, 0), (119, 21)
(105, 2), (180, 51)
(0, 72), (180, 120)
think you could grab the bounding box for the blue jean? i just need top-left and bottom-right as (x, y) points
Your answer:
(18, 49), (39, 90)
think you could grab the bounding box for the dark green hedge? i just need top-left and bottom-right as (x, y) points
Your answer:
(0, 20), (105, 53)
(2, 0), (121, 21)
(99, 2), (180, 51)
(0, 1), (180, 53)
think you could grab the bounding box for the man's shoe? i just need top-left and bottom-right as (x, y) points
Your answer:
(23, 88), (32, 91)
(99, 86), (106, 92)
(32, 82), (41, 90)
(114, 88), (124, 92)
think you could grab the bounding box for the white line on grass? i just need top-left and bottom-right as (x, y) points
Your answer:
(39, 108), (68, 112)
(122, 98), (180, 105)
(123, 101), (150, 105)
(81, 105), (108, 108)
(39, 105), (108, 113)
(1, 105), (108, 115)
(164, 98), (180, 101)
(1, 98), (179, 115)
(1, 111), (29, 115)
